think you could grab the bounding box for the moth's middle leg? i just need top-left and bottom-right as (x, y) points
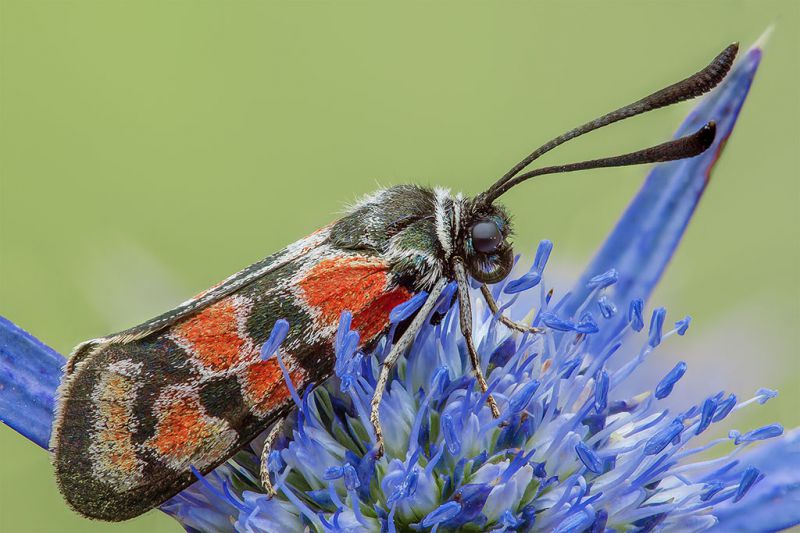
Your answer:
(370, 279), (448, 458)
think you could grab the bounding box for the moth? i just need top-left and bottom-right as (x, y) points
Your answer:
(52, 43), (737, 521)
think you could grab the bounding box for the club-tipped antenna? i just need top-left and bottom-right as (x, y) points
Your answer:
(480, 43), (738, 204)
(486, 121), (716, 199)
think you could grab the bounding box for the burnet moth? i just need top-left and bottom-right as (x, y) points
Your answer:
(52, 43), (737, 521)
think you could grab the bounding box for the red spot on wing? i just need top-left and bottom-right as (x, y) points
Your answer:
(241, 358), (306, 416)
(145, 390), (238, 468)
(171, 298), (252, 372)
(352, 289), (412, 339)
(147, 394), (205, 458)
(298, 256), (413, 340)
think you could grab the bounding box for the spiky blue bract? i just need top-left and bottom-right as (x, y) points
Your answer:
(0, 316), (64, 449)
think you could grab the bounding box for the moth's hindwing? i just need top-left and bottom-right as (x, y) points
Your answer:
(51, 227), (413, 521)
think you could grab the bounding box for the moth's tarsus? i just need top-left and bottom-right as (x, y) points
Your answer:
(480, 284), (542, 335)
(481, 43), (737, 203)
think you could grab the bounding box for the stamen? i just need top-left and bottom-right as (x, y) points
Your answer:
(655, 361), (688, 399)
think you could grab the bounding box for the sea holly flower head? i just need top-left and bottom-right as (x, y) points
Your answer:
(163, 239), (783, 532)
(1, 35), (798, 532)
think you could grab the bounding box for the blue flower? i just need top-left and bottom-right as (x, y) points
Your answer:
(1, 36), (797, 532)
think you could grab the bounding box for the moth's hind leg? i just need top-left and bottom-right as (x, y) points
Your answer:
(260, 417), (286, 498)
(480, 284), (542, 335)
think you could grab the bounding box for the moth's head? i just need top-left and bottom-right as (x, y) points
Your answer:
(455, 199), (514, 284)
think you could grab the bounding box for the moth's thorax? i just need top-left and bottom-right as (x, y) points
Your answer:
(331, 185), (513, 291)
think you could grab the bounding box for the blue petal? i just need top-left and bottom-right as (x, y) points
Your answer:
(586, 268), (618, 289)
(389, 291), (429, 323)
(648, 307), (666, 347)
(540, 312), (574, 332)
(655, 361), (687, 399)
(628, 299), (645, 332)
(675, 316), (692, 335)
(532, 239), (554, 272)
(575, 441), (603, 474)
(554, 509), (595, 533)
(734, 424), (784, 445)
(645, 419), (684, 455)
(733, 467), (764, 503)
(260, 319), (290, 360)
(503, 271), (542, 295)
(594, 370), (609, 413)
(422, 502), (461, 527)
(712, 394), (737, 422)
(597, 296), (617, 319)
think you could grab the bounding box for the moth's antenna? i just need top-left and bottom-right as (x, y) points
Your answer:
(480, 43), (738, 204)
(486, 121), (716, 199)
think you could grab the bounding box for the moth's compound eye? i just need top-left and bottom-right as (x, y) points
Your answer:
(471, 220), (502, 253)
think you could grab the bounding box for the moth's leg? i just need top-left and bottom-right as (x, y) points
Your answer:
(371, 279), (448, 458)
(260, 417), (286, 498)
(479, 284), (542, 335)
(453, 261), (501, 419)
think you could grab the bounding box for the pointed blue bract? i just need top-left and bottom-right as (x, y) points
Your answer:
(563, 44), (764, 345)
(0, 316), (64, 449)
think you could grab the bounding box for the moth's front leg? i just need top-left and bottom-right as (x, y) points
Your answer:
(370, 279), (448, 458)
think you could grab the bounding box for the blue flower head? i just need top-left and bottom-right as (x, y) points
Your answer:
(170, 236), (783, 532)
(1, 36), (798, 532)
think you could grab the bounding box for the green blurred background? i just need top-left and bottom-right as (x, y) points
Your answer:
(1, 1), (797, 531)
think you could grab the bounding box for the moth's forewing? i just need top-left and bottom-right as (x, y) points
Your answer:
(52, 227), (413, 521)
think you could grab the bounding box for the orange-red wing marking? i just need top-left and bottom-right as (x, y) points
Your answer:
(169, 297), (253, 373)
(298, 256), (413, 339)
(241, 358), (306, 416)
(145, 389), (237, 470)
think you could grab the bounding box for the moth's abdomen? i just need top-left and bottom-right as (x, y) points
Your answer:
(52, 246), (414, 521)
